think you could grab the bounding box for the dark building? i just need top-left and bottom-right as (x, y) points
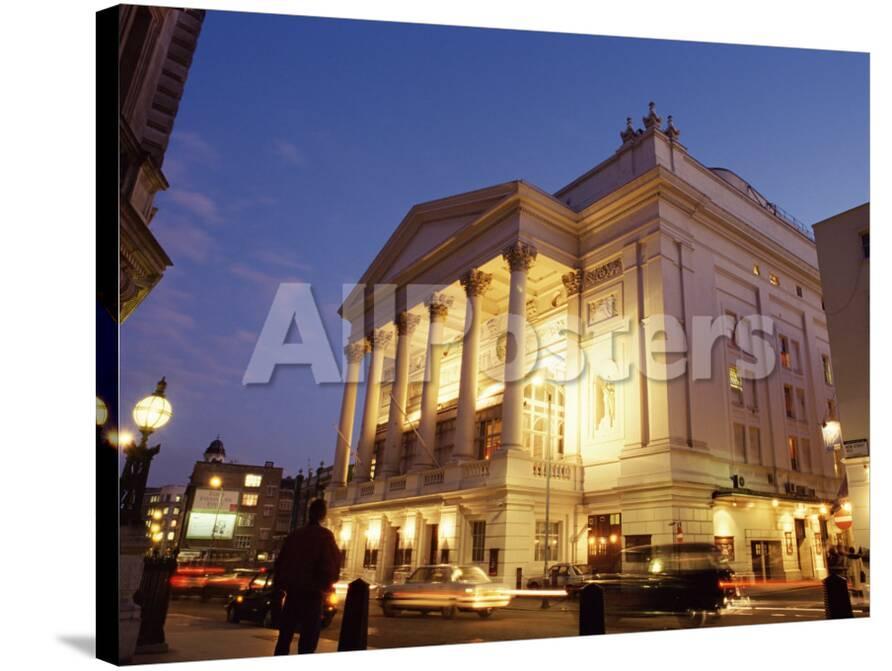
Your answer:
(290, 462), (335, 530)
(117, 5), (205, 321)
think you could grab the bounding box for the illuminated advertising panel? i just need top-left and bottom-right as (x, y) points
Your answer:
(185, 511), (237, 540)
(192, 488), (239, 512)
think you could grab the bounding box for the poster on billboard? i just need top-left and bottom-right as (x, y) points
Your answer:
(185, 511), (237, 540)
(192, 488), (240, 512)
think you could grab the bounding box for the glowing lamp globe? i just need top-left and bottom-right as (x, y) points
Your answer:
(96, 396), (108, 426)
(133, 377), (172, 432)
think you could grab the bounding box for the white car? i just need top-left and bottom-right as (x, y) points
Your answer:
(378, 564), (512, 619)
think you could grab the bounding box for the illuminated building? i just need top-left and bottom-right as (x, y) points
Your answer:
(141, 484), (186, 553)
(326, 104), (846, 584)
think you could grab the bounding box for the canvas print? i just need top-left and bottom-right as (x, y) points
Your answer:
(96, 4), (870, 665)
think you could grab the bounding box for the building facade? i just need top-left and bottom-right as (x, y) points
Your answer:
(141, 484), (186, 554)
(326, 104), (846, 585)
(813, 203), (870, 553)
(117, 5), (205, 322)
(179, 439), (285, 563)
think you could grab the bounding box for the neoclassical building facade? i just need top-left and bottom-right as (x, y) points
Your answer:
(325, 104), (845, 585)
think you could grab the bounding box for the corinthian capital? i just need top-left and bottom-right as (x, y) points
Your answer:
(460, 269), (492, 297)
(426, 293), (453, 322)
(502, 241), (538, 272)
(395, 311), (422, 336)
(561, 269), (584, 296)
(368, 328), (393, 351)
(345, 339), (369, 363)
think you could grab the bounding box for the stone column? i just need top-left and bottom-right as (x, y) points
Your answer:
(414, 294), (453, 470)
(562, 269), (584, 461)
(452, 269), (492, 461)
(355, 329), (392, 483)
(382, 312), (421, 477)
(500, 241), (537, 452)
(333, 340), (368, 486)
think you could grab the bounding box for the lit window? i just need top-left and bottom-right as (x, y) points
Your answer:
(779, 335), (791, 369)
(535, 521), (560, 562)
(769, 273), (780, 286)
(167, 532), (175, 541)
(173, 507), (180, 516)
(244, 474), (262, 488)
(170, 519), (177, 528)
(471, 521), (486, 563)
(175, 495), (182, 503)
(242, 493), (259, 507)
(788, 436), (800, 472)
(237, 512), (255, 527)
(753, 264), (761, 276)
(822, 355), (833, 385)
(235, 535), (252, 549)
(729, 366), (744, 405)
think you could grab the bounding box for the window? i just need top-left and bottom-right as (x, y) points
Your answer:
(796, 388), (807, 422)
(523, 383), (565, 459)
(796, 285), (803, 298)
(790, 341), (801, 371)
(259, 528), (270, 541)
(732, 423), (747, 463)
(535, 521), (560, 562)
(399, 431), (416, 475)
(167, 531), (175, 541)
(266, 485), (278, 497)
(827, 399), (838, 420)
(748, 427), (762, 465)
(242, 493), (259, 507)
(370, 439), (384, 480)
(173, 507), (180, 516)
(162, 507), (169, 515)
(263, 504), (274, 518)
(244, 474), (262, 488)
(363, 543), (379, 568)
(169, 519), (177, 528)
(237, 512), (255, 527)
(783, 385), (795, 419)
(788, 436), (800, 472)
(234, 535), (252, 549)
(729, 366), (744, 405)
(861, 231), (869, 259)
(725, 310), (738, 347)
(175, 495), (182, 503)
(779, 336), (791, 369)
(149, 495), (160, 503)
(278, 499), (292, 511)
(822, 355), (833, 385)
(801, 438), (812, 473)
(769, 273), (780, 287)
(434, 419), (455, 466)
(477, 418), (502, 460)
(471, 521), (486, 563)
(753, 264), (761, 276)
(715, 536), (735, 562)
(748, 378), (759, 410)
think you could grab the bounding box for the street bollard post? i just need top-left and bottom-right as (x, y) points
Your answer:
(337, 578), (369, 651)
(823, 574), (854, 619)
(579, 582), (606, 635)
(134, 550), (179, 654)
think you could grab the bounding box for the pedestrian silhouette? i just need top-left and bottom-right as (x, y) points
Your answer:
(272, 498), (341, 655)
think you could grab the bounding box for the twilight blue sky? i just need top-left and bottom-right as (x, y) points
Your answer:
(122, 10), (869, 486)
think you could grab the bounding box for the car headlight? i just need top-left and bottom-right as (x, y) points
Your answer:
(327, 592), (338, 606)
(235, 595), (244, 603)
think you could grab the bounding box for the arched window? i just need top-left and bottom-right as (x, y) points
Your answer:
(523, 383), (565, 458)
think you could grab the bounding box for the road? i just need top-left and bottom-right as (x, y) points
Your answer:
(134, 584), (867, 664)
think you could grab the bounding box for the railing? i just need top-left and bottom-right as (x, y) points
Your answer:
(358, 483), (375, 497)
(461, 459), (490, 479)
(422, 469), (445, 486)
(531, 460), (574, 480)
(388, 476), (407, 492)
(333, 487), (348, 502)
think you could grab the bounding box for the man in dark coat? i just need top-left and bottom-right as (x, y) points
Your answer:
(273, 498), (341, 655)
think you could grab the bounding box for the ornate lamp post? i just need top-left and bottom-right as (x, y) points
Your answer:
(120, 378), (172, 526)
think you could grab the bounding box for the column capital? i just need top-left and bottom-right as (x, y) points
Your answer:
(395, 311), (421, 336)
(368, 328), (393, 351)
(460, 269), (493, 297)
(502, 241), (538, 272)
(345, 340), (369, 363)
(561, 269), (584, 296)
(426, 293), (453, 322)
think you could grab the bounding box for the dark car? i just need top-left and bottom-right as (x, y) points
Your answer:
(568, 543), (737, 627)
(225, 570), (338, 629)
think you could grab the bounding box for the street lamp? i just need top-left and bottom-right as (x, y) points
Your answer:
(120, 378), (172, 527)
(208, 476), (224, 565)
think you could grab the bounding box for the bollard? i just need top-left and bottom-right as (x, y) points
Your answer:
(337, 578), (369, 651)
(579, 583), (606, 635)
(516, 567), (523, 590)
(134, 550), (178, 653)
(823, 574), (854, 619)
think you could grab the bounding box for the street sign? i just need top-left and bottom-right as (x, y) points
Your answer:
(842, 439), (869, 460)
(834, 511), (853, 530)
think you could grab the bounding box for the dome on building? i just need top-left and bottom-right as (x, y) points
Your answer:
(204, 436), (226, 463)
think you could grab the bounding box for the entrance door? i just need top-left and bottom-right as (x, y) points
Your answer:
(588, 513), (622, 572)
(794, 519), (808, 572)
(427, 524), (439, 565)
(751, 541), (784, 580)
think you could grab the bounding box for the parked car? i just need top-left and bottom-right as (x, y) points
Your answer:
(567, 543), (737, 627)
(526, 563), (592, 590)
(378, 564), (511, 619)
(225, 570), (337, 629)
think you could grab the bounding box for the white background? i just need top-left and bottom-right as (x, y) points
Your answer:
(0, 1), (886, 670)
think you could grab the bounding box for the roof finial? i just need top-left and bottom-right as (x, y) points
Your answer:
(665, 115), (680, 140)
(620, 116), (638, 143)
(643, 101), (662, 130)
